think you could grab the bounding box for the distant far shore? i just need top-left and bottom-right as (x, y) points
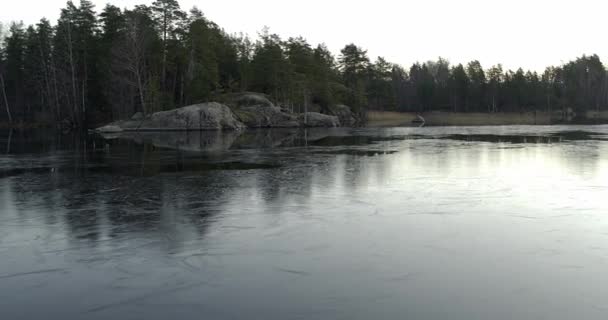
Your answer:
(367, 110), (608, 127)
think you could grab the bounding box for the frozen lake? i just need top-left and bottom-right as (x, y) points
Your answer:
(2, 125), (608, 319)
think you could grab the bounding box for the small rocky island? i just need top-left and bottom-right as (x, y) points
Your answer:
(96, 93), (359, 133)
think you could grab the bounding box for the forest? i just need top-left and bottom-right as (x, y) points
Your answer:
(1, 0), (607, 128)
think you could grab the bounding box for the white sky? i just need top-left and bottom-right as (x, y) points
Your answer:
(1, 0), (607, 71)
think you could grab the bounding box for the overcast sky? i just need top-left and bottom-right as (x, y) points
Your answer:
(1, 0), (606, 71)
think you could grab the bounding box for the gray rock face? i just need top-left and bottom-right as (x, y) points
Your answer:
(228, 92), (274, 108)
(299, 112), (340, 127)
(97, 103), (245, 132)
(96, 92), (354, 132)
(145, 103), (244, 130)
(131, 112), (144, 121)
(235, 105), (300, 128)
(226, 92), (300, 128)
(96, 125), (124, 133)
(333, 104), (358, 127)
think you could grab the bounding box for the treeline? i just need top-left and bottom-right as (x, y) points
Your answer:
(0, 0), (607, 128)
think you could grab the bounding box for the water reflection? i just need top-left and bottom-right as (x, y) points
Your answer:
(1, 126), (608, 319)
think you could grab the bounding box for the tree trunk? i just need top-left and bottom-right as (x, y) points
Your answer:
(38, 41), (52, 118)
(67, 21), (79, 126)
(50, 52), (61, 121)
(136, 72), (146, 115)
(303, 89), (308, 125)
(180, 74), (184, 106)
(161, 15), (168, 89)
(82, 79), (87, 127)
(82, 51), (88, 127)
(0, 72), (12, 124)
(6, 129), (12, 154)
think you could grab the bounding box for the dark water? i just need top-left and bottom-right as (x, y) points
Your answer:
(2, 126), (608, 320)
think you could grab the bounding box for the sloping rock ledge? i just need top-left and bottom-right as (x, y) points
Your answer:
(97, 95), (352, 133)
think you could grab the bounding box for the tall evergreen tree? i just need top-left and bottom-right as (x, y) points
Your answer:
(183, 8), (219, 104)
(466, 60), (486, 111)
(4, 23), (26, 121)
(487, 64), (503, 112)
(99, 4), (126, 119)
(368, 57), (396, 111)
(151, 0), (185, 90)
(338, 44), (369, 112)
(310, 45), (338, 109)
(250, 30), (291, 103)
(449, 64), (469, 112)
(0, 22), (13, 123)
(427, 58), (450, 110)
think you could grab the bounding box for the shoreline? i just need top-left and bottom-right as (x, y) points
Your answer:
(367, 111), (608, 127)
(3, 111), (608, 130)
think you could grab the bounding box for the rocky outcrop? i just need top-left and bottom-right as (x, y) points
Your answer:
(97, 102), (245, 132)
(224, 92), (300, 128)
(96, 93), (356, 132)
(96, 125), (124, 133)
(299, 112), (340, 127)
(223, 92), (275, 108)
(235, 105), (300, 128)
(131, 112), (144, 121)
(144, 103), (244, 130)
(333, 104), (358, 127)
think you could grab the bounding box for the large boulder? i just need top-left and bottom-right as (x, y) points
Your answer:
(231, 92), (274, 108)
(97, 93), (354, 132)
(97, 102), (245, 131)
(235, 105), (300, 128)
(333, 104), (358, 127)
(299, 112), (340, 127)
(224, 92), (300, 128)
(131, 112), (144, 121)
(220, 92), (274, 108)
(145, 103), (244, 130)
(96, 125), (124, 133)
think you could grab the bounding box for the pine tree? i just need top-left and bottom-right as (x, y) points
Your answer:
(0, 22), (12, 123)
(151, 0), (185, 91)
(183, 8), (219, 104)
(449, 64), (469, 112)
(487, 64), (503, 112)
(338, 44), (369, 112)
(466, 60), (486, 112)
(368, 57), (396, 111)
(4, 22), (26, 121)
(250, 30), (291, 104)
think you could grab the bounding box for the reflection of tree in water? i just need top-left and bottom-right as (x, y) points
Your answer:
(10, 174), (101, 242)
(11, 173), (236, 252)
(555, 143), (603, 179)
(248, 148), (397, 211)
(6, 139), (246, 252)
(99, 172), (239, 251)
(4, 129), (12, 154)
(0, 130), (97, 155)
(251, 165), (315, 214)
(4, 128), (420, 252)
